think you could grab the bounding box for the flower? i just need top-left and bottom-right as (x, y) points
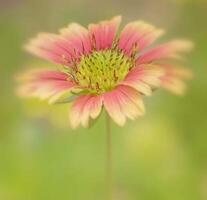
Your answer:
(17, 16), (193, 128)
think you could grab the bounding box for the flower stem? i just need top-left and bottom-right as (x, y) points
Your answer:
(106, 113), (113, 200)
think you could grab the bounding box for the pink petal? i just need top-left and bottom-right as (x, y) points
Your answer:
(137, 40), (193, 64)
(80, 95), (103, 127)
(103, 89), (126, 126)
(121, 64), (164, 95)
(59, 23), (92, 55)
(69, 95), (91, 129)
(160, 65), (192, 95)
(17, 69), (76, 103)
(88, 95), (103, 119)
(103, 86), (145, 125)
(118, 21), (164, 56)
(117, 85), (145, 114)
(69, 95), (103, 128)
(25, 23), (92, 66)
(88, 16), (122, 50)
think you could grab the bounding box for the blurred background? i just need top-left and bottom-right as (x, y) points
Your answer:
(0, 0), (207, 199)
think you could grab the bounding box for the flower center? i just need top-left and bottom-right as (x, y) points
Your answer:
(73, 50), (134, 94)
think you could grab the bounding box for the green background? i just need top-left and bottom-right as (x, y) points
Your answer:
(0, 0), (207, 199)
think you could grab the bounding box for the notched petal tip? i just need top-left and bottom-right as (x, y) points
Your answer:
(170, 39), (194, 52)
(112, 15), (122, 24)
(59, 22), (88, 36)
(23, 33), (54, 54)
(89, 15), (122, 26)
(163, 79), (188, 96)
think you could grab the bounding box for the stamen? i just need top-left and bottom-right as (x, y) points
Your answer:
(130, 42), (139, 59)
(91, 34), (97, 50)
(61, 54), (70, 65)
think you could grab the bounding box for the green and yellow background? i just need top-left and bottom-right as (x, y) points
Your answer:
(0, 0), (207, 199)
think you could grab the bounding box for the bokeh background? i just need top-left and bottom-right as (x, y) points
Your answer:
(1, 0), (207, 199)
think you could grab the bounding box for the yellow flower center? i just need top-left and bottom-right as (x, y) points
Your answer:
(73, 50), (134, 94)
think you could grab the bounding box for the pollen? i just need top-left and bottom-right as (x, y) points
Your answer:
(73, 50), (135, 94)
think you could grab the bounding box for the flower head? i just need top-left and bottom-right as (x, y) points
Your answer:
(17, 16), (193, 128)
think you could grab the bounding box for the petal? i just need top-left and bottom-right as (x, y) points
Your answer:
(69, 95), (91, 129)
(137, 40), (193, 64)
(103, 86), (145, 125)
(59, 23), (92, 55)
(162, 77), (187, 95)
(25, 23), (92, 66)
(103, 89), (126, 126)
(17, 69), (76, 103)
(82, 95), (103, 127)
(118, 21), (164, 56)
(116, 86), (145, 120)
(160, 65), (192, 95)
(69, 95), (103, 128)
(121, 64), (164, 96)
(88, 95), (103, 119)
(117, 85), (145, 114)
(25, 33), (74, 66)
(88, 16), (122, 50)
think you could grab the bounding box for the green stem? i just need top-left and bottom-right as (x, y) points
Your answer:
(106, 113), (113, 200)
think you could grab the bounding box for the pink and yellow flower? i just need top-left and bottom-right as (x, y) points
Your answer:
(17, 16), (193, 128)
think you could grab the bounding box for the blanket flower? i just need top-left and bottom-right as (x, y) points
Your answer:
(17, 16), (193, 128)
